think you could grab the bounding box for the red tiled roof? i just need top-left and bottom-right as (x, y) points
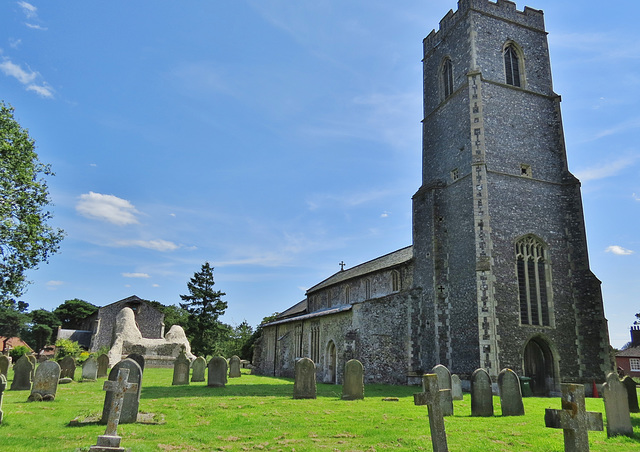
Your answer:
(0, 336), (33, 352)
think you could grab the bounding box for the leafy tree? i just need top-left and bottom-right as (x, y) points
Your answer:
(54, 338), (81, 360)
(146, 300), (189, 332)
(0, 102), (65, 302)
(9, 344), (30, 361)
(53, 298), (98, 329)
(179, 262), (228, 357)
(20, 308), (60, 353)
(0, 300), (29, 352)
(222, 320), (254, 360)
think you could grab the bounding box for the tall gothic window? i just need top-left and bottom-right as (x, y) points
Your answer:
(442, 58), (454, 98)
(504, 44), (521, 87)
(516, 235), (551, 326)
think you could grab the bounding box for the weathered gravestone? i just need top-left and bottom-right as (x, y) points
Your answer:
(59, 356), (77, 380)
(545, 383), (603, 452)
(82, 356), (98, 381)
(451, 374), (463, 401)
(29, 360), (61, 401)
(414, 374), (448, 452)
(0, 355), (9, 378)
(293, 357), (316, 399)
(229, 355), (242, 378)
(342, 359), (364, 400)
(0, 374), (6, 424)
(90, 368), (138, 452)
(430, 364), (453, 416)
(207, 356), (227, 387)
(621, 376), (639, 413)
(101, 358), (142, 425)
(498, 368), (524, 416)
(10, 355), (33, 390)
(27, 354), (36, 381)
(191, 356), (206, 382)
(172, 348), (190, 385)
(471, 368), (494, 417)
(97, 354), (110, 378)
(602, 372), (633, 437)
(125, 353), (145, 373)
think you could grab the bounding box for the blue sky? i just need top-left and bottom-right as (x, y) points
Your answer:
(1, 1), (638, 348)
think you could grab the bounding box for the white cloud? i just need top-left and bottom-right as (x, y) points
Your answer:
(9, 38), (22, 49)
(76, 192), (140, 225)
(573, 156), (638, 182)
(0, 59), (36, 84)
(380, 211), (389, 218)
(605, 245), (634, 256)
(45, 280), (64, 289)
(24, 23), (47, 31)
(114, 239), (179, 252)
(633, 193), (640, 201)
(26, 83), (54, 98)
(17, 1), (37, 19)
(122, 272), (150, 278)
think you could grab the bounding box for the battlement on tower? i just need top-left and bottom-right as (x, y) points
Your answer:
(424, 0), (544, 53)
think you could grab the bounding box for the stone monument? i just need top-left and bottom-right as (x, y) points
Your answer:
(29, 360), (61, 401)
(342, 359), (364, 400)
(293, 358), (316, 399)
(10, 355), (33, 391)
(191, 356), (206, 382)
(101, 358), (142, 424)
(602, 372), (633, 437)
(228, 355), (241, 378)
(498, 368), (524, 416)
(82, 356), (98, 381)
(414, 374), (448, 452)
(172, 348), (190, 385)
(207, 356), (227, 387)
(471, 368), (494, 417)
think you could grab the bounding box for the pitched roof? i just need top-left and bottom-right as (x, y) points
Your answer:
(307, 245), (412, 294)
(276, 299), (308, 320)
(616, 346), (640, 358)
(265, 304), (353, 327)
(0, 336), (33, 351)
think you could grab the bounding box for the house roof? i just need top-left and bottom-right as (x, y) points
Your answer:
(0, 336), (33, 351)
(616, 346), (640, 358)
(264, 304), (353, 327)
(307, 245), (413, 294)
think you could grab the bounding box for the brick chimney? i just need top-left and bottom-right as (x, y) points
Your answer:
(631, 326), (640, 347)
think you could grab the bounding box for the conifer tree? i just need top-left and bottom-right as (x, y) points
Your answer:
(179, 262), (228, 357)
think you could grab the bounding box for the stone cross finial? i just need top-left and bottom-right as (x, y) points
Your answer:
(90, 368), (139, 451)
(544, 383), (603, 452)
(414, 374), (449, 452)
(339, 261), (345, 271)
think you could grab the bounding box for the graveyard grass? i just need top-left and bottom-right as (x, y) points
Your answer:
(2, 368), (640, 451)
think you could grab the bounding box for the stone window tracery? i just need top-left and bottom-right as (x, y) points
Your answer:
(504, 44), (522, 87)
(516, 235), (551, 326)
(442, 57), (454, 99)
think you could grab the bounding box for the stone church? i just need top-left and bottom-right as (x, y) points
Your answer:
(253, 0), (612, 394)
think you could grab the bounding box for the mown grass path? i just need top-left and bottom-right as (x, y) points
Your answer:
(1, 367), (640, 451)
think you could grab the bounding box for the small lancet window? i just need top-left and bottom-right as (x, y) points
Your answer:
(442, 58), (454, 98)
(504, 44), (521, 87)
(391, 270), (401, 292)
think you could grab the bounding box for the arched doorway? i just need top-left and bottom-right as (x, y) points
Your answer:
(523, 336), (556, 396)
(326, 341), (337, 384)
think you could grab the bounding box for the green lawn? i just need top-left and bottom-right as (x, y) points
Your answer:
(1, 367), (640, 451)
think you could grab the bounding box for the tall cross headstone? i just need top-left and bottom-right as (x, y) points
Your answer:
(0, 373), (6, 424)
(544, 383), (603, 452)
(90, 368), (138, 452)
(602, 371), (633, 437)
(101, 358), (142, 424)
(414, 374), (449, 452)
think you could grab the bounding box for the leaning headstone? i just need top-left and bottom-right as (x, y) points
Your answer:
(414, 374), (448, 452)
(602, 372), (633, 437)
(0, 355), (9, 378)
(207, 356), (227, 387)
(59, 356), (77, 380)
(97, 354), (110, 378)
(430, 364), (453, 416)
(29, 360), (61, 401)
(191, 357), (206, 382)
(342, 359), (364, 400)
(621, 376), (639, 413)
(498, 368), (524, 416)
(82, 356), (98, 381)
(0, 374), (6, 424)
(229, 355), (242, 378)
(172, 348), (190, 385)
(293, 357), (317, 399)
(101, 358), (142, 425)
(471, 368), (494, 417)
(10, 355), (33, 390)
(90, 368), (138, 452)
(545, 383), (603, 452)
(125, 354), (145, 373)
(451, 374), (463, 401)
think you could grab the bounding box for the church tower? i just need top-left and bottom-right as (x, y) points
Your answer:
(412, 0), (611, 392)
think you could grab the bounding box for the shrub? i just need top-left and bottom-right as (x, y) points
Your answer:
(54, 338), (81, 360)
(9, 345), (30, 361)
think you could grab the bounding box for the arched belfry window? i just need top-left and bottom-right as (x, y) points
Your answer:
(516, 235), (551, 326)
(504, 44), (522, 87)
(441, 57), (454, 98)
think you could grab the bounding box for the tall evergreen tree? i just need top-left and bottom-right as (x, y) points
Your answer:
(180, 262), (228, 357)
